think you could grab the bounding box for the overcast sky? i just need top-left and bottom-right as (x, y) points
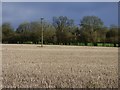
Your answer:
(2, 2), (118, 29)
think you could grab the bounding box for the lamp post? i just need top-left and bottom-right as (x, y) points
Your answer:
(41, 18), (44, 47)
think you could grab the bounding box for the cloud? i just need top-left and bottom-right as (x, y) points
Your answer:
(0, 2), (2, 25)
(1, 0), (119, 2)
(2, 2), (118, 28)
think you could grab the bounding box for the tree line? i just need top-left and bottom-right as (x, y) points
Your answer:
(1, 16), (119, 47)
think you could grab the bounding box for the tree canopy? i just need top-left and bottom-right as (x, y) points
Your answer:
(1, 15), (119, 47)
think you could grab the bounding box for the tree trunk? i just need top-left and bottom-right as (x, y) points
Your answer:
(93, 43), (97, 46)
(114, 43), (116, 47)
(118, 43), (120, 47)
(84, 42), (88, 46)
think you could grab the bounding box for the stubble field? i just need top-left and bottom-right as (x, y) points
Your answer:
(2, 44), (118, 88)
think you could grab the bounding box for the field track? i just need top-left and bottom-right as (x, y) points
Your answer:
(2, 44), (118, 88)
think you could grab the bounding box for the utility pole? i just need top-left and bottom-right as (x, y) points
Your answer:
(41, 18), (44, 47)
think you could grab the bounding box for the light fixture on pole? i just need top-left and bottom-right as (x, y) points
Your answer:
(41, 17), (44, 47)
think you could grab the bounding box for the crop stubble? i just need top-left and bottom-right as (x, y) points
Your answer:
(2, 44), (118, 88)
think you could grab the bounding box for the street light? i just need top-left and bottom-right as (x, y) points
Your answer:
(41, 17), (44, 47)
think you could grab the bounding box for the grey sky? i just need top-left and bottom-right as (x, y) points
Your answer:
(2, 2), (118, 29)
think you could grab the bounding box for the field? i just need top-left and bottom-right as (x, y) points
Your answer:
(2, 44), (118, 88)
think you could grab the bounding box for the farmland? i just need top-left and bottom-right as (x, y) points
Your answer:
(2, 44), (118, 88)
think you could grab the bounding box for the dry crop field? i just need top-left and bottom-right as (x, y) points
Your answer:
(2, 44), (118, 88)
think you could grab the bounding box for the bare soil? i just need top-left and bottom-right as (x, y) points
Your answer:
(2, 44), (118, 88)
